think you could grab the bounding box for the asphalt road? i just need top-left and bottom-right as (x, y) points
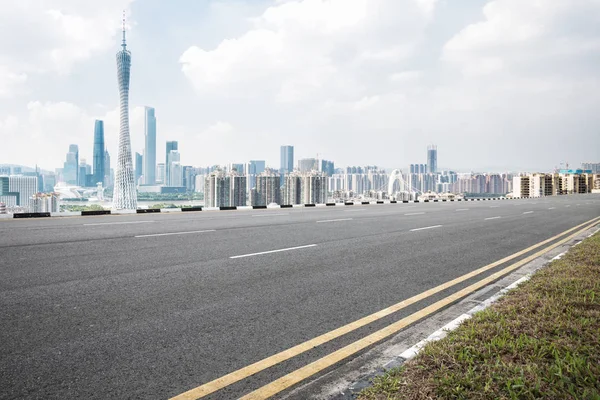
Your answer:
(1, 195), (599, 399)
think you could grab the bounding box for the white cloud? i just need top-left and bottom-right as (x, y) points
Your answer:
(180, 0), (435, 103)
(0, 101), (144, 169)
(0, 0), (135, 96)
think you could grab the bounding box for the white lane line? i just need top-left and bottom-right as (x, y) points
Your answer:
(135, 230), (216, 238)
(230, 244), (317, 259)
(548, 207), (556, 210)
(252, 213), (289, 217)
(84, 221), (155, 226)
(404, 212), (425, 216)
(317, 218), (352, 224)
(523, 211), (534, 214)
(485, 216), (502, 220)
(455, 209), (469, 212)
(317, 218), (353, 223)
(410, 225), (443, 232)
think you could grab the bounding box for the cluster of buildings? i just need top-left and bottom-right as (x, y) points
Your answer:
(513, 170), (600, 198)
(0, 174), (61, 213)
(3, 21), (600, 213)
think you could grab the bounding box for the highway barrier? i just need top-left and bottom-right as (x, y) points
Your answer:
(8, 196), (563, 219)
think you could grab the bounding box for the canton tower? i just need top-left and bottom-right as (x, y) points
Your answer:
(112, 12), (137, 209)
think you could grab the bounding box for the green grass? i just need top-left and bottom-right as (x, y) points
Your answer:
(360, 232), (600, 400)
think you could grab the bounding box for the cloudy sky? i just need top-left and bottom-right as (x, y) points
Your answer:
(1, 0), (599, 173)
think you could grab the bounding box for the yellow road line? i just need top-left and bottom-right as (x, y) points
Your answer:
(170, 216), (600, 400)
(240, 217), (600, 399)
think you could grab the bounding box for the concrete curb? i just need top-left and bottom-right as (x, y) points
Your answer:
(8, 195), (572, 218)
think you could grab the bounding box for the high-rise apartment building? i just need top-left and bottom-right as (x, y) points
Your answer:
(280, 145), (294, 178)
(204, 170), (247, 207)
(93, 120), (105, 186)
(300, 172), (328, 204)
(251, 169), (280, 206)
(282, 173), (302, 205)
(112, 15), (137, 209)
(165, 141), (178, 186)
(143, 107), (156, 184)
(31, 193), (60, 213)
(427, 145), (437, 174)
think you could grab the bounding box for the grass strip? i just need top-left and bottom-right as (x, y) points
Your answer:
(360, 232), (600, 400)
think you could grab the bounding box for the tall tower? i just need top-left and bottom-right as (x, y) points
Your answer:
(93, 120), (105, 185)
(112, 12), (137, 209)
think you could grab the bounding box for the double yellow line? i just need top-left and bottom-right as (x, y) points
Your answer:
(172, 216), (600, 400)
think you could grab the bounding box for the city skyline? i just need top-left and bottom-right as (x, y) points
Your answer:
(0, 1), (599, 172)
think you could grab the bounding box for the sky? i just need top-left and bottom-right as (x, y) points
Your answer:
(0, 0), (599, 173)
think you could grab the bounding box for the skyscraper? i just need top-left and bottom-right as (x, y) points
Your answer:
(167, 150), (182, 186)
(156, 163), (165, 184)
(427, 145), (438, 174)
(93, 120), (105, 186)
(135, 152), (143, 184)
(104, 150), (111, 187)
(112, 13), (137, 209)
(280, 145), (294, 178)
(143, 107), (156, 184)
(63, 145), (79, 185)
(165, 141), (178, 186)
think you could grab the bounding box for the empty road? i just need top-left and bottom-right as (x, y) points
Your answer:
(1, 195), (599, 399)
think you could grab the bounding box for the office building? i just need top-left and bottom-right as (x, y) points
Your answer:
(280, 145), (294, 178)
(143, 107), (157, 184)
(427, 145), (437, 174)
(298, 158), (318, 172)
(319, 160), (335, 177)
(104, 150), (112, 187)
(166, 150), (180, 186)
(165, 141), (178, 186)
(112, 14), (137, 209)
(79, 159), (91, 187)
(246, 160), (266, 192)
(251, 169), (281, 206)
(204, 169), (247, 207)
(183, 166), (197, 192)
(93, 120), (105, 186)
(581, 162), (600, 173)
(9, 175), (37, 210)
(156, 163), (165, 184)
(170, 162), (183, 187)
(63, 145), (79, 185)
(0, 176), (19, 207)
(135, 152), (143, 184)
